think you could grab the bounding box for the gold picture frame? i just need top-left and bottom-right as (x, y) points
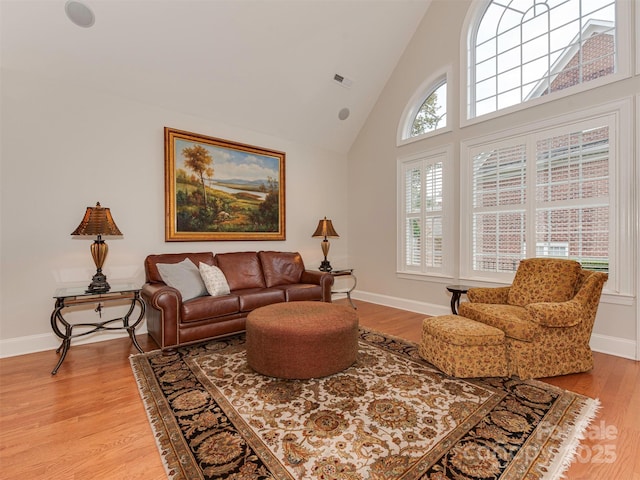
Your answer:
(164, 127), (285, 241)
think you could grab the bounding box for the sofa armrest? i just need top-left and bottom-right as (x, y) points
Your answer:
(141, 282), (183, 349)
(525, 300), (584, 327)
(467, 286), (511, 304)
(300, 270), (334, 302)
(141, 282), (182, 314)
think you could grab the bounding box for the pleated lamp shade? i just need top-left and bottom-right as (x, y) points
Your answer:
(71, 202), (122, 293)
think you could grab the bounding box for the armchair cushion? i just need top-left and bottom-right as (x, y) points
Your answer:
(525, 301), (585, 327)
(507, 258), (581, 306)
(458, 303), (540, 342)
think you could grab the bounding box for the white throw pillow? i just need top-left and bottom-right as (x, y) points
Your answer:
(199, 262), (231, 296)
(156, 258), (208, 301)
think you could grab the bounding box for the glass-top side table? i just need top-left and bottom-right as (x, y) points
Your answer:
(50, 283), (145, 374)
(331, 269), (357, 309)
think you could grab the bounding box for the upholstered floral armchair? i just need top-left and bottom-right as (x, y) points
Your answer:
(458, 258), (608, 379)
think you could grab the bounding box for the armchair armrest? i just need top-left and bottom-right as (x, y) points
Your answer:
(467, 286), (511, 304)
(525, 300), (585, 327)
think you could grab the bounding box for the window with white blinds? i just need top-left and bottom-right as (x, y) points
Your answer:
(472, 142), (527, 272)
(399, 150), (448, 275)
(467, 116), (612, 275)
(534, 125), (610, 271)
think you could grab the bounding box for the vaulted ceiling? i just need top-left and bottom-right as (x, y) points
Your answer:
(1, 0), (432, 153)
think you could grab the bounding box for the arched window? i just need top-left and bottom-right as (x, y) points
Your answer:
(468, 0), (617, 119)
(411, 80), (447, 137)
(398, 70), (449, 144)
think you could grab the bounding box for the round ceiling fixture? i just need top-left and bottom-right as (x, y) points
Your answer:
(65, 0), (95, 28)
(338, 108), (350, 121)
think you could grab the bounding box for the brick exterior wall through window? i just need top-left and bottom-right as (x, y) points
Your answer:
(542, 32), (615, 96)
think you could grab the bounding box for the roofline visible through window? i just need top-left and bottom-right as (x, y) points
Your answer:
(458, 0), (632, 129)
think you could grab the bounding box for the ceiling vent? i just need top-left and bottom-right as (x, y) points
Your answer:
(333, 74), (353, 89)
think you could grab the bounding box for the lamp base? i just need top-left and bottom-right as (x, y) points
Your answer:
(86, 269), (110, 293)
(318, 260), (333, 272)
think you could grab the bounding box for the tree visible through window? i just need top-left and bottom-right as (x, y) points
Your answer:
(469, 0), (616, 118)
(411, 82), (447, 137)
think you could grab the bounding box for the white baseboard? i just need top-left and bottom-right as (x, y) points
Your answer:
(352, 290), (639, 361)
(0, 325), (148, 359)
(2, 294), (637, 361)
(590, 334), (637, 360)
(352, 290), (451, 317)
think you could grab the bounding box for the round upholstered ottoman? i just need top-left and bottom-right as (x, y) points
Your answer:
(246, 301), (359, 379)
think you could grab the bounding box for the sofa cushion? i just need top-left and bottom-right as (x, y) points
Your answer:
(259, 251), (305, 287)
(507, 258), (582, 306)
(199, 263), (231, 296)
(234, 288), (286, 312)
(275, 284), (322, 302)
(156, 258), (207, 301)
(215, 252), (266, 290)
(181, 295), (240, 323)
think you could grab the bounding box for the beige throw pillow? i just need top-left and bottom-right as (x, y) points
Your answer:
(199, 262), (231, 296)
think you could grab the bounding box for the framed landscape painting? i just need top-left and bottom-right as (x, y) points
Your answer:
(164, 127), (285, 241)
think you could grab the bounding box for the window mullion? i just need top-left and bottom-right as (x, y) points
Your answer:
(526, 137), (537, 258)
(420, 159), (428, 273)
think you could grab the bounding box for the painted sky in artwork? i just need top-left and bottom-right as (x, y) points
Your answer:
(175, 139), (280, 182)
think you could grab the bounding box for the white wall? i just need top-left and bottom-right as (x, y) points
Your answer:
(347, 0), (639, 359)
(2, 1), (637, 362)
(0, 68), (349, 356)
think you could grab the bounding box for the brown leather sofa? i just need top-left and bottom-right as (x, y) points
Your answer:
(141, 251), (334, 350)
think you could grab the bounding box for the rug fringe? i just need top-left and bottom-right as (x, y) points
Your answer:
(543, 396), (601, 480)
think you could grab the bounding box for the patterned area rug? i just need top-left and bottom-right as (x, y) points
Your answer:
(130, 328), (599, 480)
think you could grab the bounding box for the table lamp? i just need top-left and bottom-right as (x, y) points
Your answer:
(71, 202), (122, 293)
(312, 216), (339, 272)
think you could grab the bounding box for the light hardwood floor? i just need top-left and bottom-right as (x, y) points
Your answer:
(1, 300), (638, 479)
